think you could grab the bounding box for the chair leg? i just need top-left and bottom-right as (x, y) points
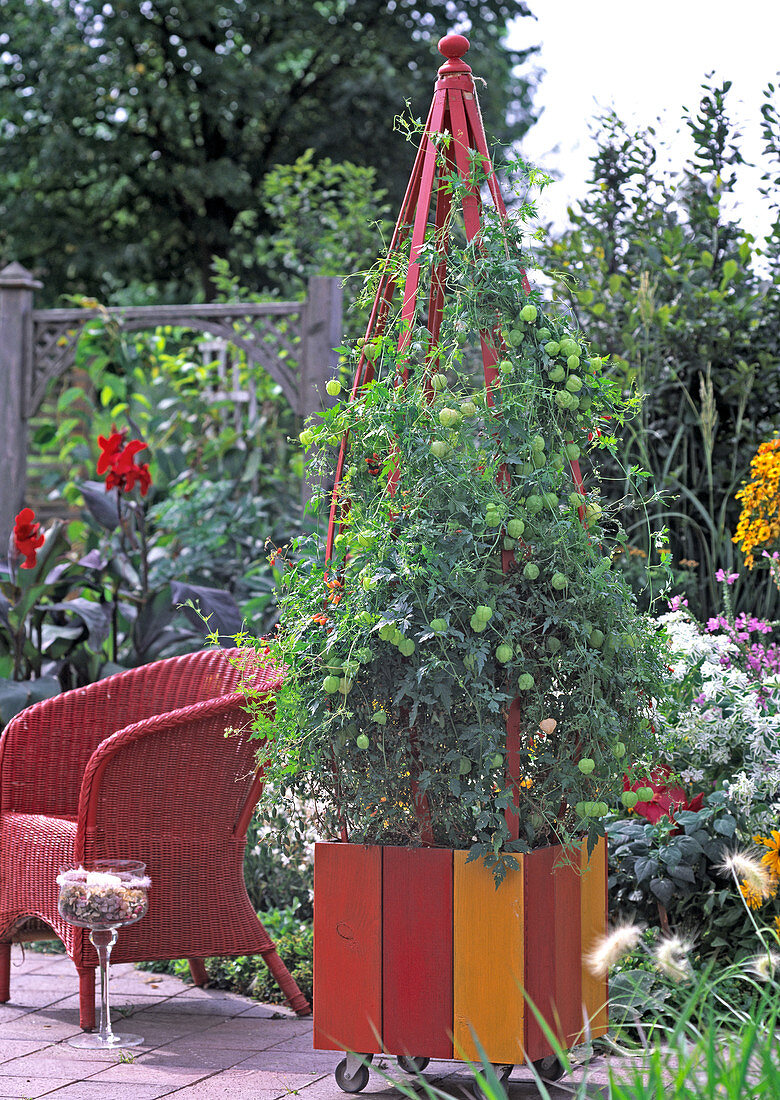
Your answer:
(77, 966), (96, 1030)
(260, 946), (311, 1016)
(0, 943), (9, 1002)
(188, 958), (209, 986)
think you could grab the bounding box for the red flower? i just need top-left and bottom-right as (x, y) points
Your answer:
(624, 768), (704, 828)
(98, 429), (152, 496)
(13, 507), (45, 569)
(96, 430), (126, 474)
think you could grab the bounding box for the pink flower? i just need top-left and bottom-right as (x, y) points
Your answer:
(715, 569), (739, 585)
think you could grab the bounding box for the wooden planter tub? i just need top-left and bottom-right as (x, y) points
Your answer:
(313, 838), (608, 1077)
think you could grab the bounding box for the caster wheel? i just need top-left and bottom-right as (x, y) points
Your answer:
(478, 1065), (513, 1098)
(532, 1055), (564, 1082)
(335, 1057), (371, 1093)
(397, 1055), (430, 1073)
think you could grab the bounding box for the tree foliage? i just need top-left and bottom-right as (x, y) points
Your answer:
(0, 0), (536, 303)
(537, 81), (780, 620)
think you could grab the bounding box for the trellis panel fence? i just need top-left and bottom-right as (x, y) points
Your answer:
(0, 263), (342, 543)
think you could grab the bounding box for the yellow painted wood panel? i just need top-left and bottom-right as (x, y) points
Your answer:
(580, 836), (609, 1038)
(453, 851), (524, 1064)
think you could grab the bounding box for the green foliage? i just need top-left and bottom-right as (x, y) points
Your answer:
(245, 151), (392, 306)
(242, 804), (315, 920)
(31, 311), (300, 636)
(605, 794), (776, 959)
(252, 162), (671, 876)
(0, 0), (536, 302)
(538, 82), (780, 621)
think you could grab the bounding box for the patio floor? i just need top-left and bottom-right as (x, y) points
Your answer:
(0, 946), (628, 1098)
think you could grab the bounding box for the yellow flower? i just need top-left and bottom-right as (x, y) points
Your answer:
(740, 880), (768, 909)
(754, 831), (780, 879)
(733, 437), (780, 567)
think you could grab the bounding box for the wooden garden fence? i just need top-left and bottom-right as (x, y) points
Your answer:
(0, 263), (342, 544)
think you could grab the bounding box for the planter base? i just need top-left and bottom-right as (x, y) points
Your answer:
(313, 838), (608, 1068)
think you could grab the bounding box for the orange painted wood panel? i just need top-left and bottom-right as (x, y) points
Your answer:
(524, 845), (558, 1061)
(580, 836), (609, 1038)
(382, 847), (453, 1059)
(453, 851), (524, 1065)
(313, 842), (382, 1053)
(553, 847), (583, 1048)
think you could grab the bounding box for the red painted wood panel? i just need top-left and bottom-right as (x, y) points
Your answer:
(313, 842), (382, 1053)
(382, 847), (453, 1059)
(523, 845), (557, 1061)
(553, 847), (583, 1048)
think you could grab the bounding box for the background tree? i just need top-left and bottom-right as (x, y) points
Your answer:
(536, 81), (780, 620)
(0, 0), (536, 304)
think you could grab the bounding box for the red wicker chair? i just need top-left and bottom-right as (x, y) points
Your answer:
(0, 646), (310, 1027)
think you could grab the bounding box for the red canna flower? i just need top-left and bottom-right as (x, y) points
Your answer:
(96, 430), (126, 475)
(97, 429), (152, 496)
(13, 507), (45, 569)
(624, 768), (704, 829)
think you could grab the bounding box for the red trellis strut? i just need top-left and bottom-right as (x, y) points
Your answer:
(325, 33), (587, 844)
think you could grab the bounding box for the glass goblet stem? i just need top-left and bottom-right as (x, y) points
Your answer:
(90, 928), (118, 1043)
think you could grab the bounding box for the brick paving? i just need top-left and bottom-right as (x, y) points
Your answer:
(0, 946), (632, 1098)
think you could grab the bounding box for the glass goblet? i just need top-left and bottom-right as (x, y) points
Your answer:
(57, 859), (150, 1048)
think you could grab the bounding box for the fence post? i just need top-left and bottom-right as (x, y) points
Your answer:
(0, 263), (42, 549)
(299, 276), (343, 509)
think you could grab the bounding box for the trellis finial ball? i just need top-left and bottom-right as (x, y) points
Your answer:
(438, 34), (470, 59)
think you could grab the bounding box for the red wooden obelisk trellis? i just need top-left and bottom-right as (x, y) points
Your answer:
(324, 33), (587, 843)
(314, 37), (609, 1083)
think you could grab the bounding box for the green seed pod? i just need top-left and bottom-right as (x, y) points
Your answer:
(565, 442), (581, 461)
(496, 644), (513, 663)
(356, 733), (370, 750)
(544, 340), (561, 357)
(565, 374), (583, 392)
(520, 304), (538, 323)
(323, 676), (340, 694)
(548, 365), (566, 383)
(470, 615), (487, 633)
(431, 372), (448, 391)
(517, 672), (535, 691)
(613, 741), (627, 759)
(526, 494), (543, 514)
(589, 629), (605, 649)
(551, 572), (568, 590)
(378, 624), (394, 642)
(507, 329), (524, 347)
(531, 434), (546, 453)
(475, 605), (493, 622)
(507, 518), (525, 538)
(547, 636), (561, 654)
(459, 757), (472, 774)
(566, 355), (580, 370)
(460, 400), (477, 417)
(537, 327), (552, 341)
(326, 379), (341, 397)
(373, 711), (387, 725)
(636, 786), (654, 802)
(398, 638), (415, 657)
(621, 790), (638, 809)
(578, 758), (595, 774)
(430, 618), (447, 633)
(523, 562), (540, 581)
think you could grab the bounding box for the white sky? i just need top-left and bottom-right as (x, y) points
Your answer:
(506, 0), (780, 240)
